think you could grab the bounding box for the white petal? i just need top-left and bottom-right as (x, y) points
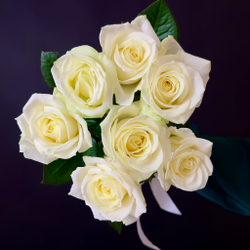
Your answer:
(19, 136), (56, 164)
(177, 50), (211, 87)
(132, 15), (161, 50)
(69, 167), (89, 200)
(100, 22), (139, 58)
(16, 114), (31, 138)
(73, 114), (92, 152)
(115, 81), (141, 106)
(161, 35), (183, 55)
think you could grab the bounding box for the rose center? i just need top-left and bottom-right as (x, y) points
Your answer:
(159, 76), (179, 95)
(179, 157), (198, 176)
(41, 117), (68, 143)
(46, 120), (56, 133)
(152, 72), (181, 108)
(95, 178), (127, 208)
(127, 135), (145, 152)
(69, 64), (96, 103)
(122, 44), (144, 64)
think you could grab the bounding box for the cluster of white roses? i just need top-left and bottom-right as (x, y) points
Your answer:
(16, 16), (213, 226)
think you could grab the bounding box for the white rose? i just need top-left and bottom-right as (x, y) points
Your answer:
(16, 94), (92, 164)
(100, 102), (171, 182)
(69, 156), (146, 225)
(100, 15), (164, 105)
(158, 126), (213, 191)
(141, 35), (211, 124)
(51, 45), (119, 118)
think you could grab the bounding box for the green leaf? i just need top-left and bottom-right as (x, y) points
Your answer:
(41, 51), (59, 88)
(187, 123), (250, 216)
(97, 141), (105, 158)
(42, 152), (84, 186)
(85, 118), (102, 139)
(140, 0), (178, 41)
(108, 221), (123, 235)
(133, 90), (141, 102)
(42, 138), (99, 186)
(93, 125), (101, 139)
(82, 137), (104, 158)
(86, 119), (98, 128)
(82, 138), (98, 157)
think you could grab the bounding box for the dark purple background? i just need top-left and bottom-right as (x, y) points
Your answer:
(1, 0), (250, 249)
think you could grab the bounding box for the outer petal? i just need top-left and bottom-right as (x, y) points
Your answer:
(131, 15), (161, 50)
(161, 35), (183, 55)
(168, 126), (212, 156)
(157, 166), (171, 191)
(16, 114), (33, 143)
(115, 81), (141, 106)
(99, 22), (138, 58)
(161, 36), (211, 87)
(177, 50), (211, 87)
(23, 94), (66, 121)
(68, 167), (89, 200)
(19, 136), (57, 164)
(73, 114), (92, 152)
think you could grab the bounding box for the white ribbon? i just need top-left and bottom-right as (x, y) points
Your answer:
(149, 177), (182, 215)
(136, 219), (161, 250)
(137, 177), (182, 249)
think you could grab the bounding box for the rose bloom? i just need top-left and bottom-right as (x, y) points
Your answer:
(51, 45), (119, 118)
(16, 94), (92, 164)
(100, 102), (171, 182)
(69, 157), (146, 225)
(158, 126), (213, 191)
(100, 15), (164, 105)
(141, 35), (211, 124)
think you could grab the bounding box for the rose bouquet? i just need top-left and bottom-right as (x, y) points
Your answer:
(15, 0), (250, 249)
